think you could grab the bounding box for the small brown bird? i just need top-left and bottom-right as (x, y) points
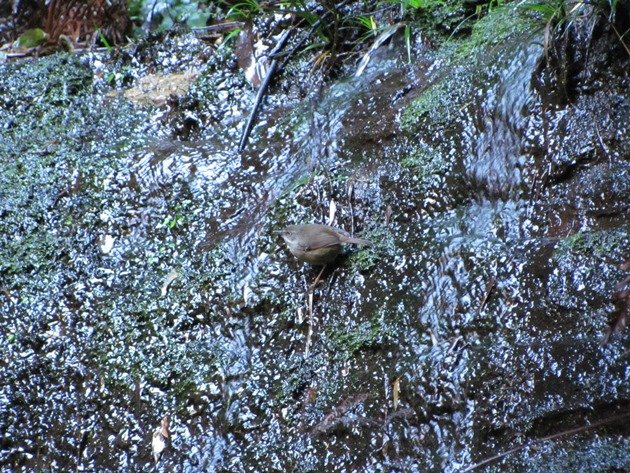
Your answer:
(278, 224), (371, 266)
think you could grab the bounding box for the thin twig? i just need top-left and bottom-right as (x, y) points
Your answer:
(478, 278), (496, 313)
(462, 412), (630, 472)
(348, 181), (355, 235)
(191, 21), (244, 31)
(238, 28), (293, 152)
(611, 23), (630, 58)
(305, 290), (314, 357)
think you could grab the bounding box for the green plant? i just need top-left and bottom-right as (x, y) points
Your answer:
(404, 23), (412, 63)
(522, 0), (630, 62)
(388, 0), (444, 12)
(553, 230), (626, 260)
(220, 27), (242, 48)
(356, 15), (379, 38)
(162, 213), (184, 229)
(523, 0), (568, 25)
(522, 0), (569, 42)
(16, 28), (47, 48)
(328, 318), (385, 357)
(522, 0), (592, 59)
(97, 29), (113, 51)
(477, 0), (506, 16)
(224, 0), (263, 20)
(132, 0), (211, 31)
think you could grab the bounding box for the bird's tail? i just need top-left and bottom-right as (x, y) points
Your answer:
(342, 236), (371, 246)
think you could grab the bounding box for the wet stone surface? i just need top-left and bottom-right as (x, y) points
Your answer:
(1, 9), (629, 473)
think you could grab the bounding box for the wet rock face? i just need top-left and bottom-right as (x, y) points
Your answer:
(0, 7), (629, 473)
(533, 26), (630, 239)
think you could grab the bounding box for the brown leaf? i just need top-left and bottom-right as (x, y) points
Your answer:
(384, 205), (393, 225)
(392, 377), (400, 411)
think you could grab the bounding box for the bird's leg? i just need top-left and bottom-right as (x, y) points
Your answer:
(308, 265), (327, 293)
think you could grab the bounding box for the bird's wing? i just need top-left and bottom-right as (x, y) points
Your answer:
(304, 228), (341, 251)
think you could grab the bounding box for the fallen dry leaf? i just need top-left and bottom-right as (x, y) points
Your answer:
(152, 415), (170, 464)
(392, 377), (400, 411)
